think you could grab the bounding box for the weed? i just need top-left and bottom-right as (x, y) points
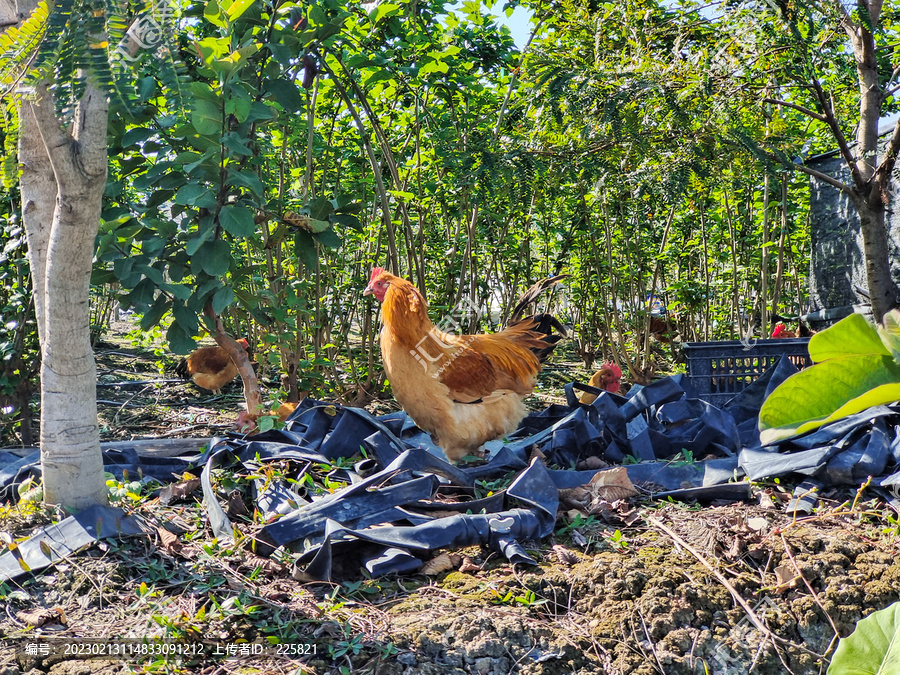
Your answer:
(490, 587), (548, 607)
(606, 529), (629, 550)
(555, 513), (598, 536)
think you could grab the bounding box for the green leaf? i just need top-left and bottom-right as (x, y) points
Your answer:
(369, 2), (400, 24)
(294, 231), (317, 269)
(172, 302), (200, 336)
(140, 295), (171, 330)
(313, 228), (341, 249)
(186, 226), (215, 256)
(192, 98), (223, 136)
(167, 322), (197, 355)
(160, 283), (192, 301)
(420, 58), (450, 75)
(828, 602), (900, 674)
(204, 0), (226, 28)
(364, 69), (394, 88)
(146, 189), (175, 209)
(877, 309), (900, 363)
(265, 78), (303, 112)
(226, 0), (255, 20)
(194, 239), (233, 277)
(122, 127), (156, 147)
(174, 184), (216, 208)
(226, 168), (265, 197)
(331, 213), (361, 230)
(758, 354), (900, 444)
(219, 205), (256, 237)
(808, 313), (889, 363)
(211, 285), (235, 315)
(305, 196), (334, 220)
(223, 132), (253, 157)
(314, 20), (344, 42)
(225, 96), (252, 123)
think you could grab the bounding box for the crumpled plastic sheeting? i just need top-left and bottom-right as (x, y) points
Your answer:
(0, 504), (146, 583)
(293, 459), (558, 579)
(7, 353), (900, 580)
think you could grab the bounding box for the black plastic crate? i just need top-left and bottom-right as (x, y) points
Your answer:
(683, 337), (812, 407)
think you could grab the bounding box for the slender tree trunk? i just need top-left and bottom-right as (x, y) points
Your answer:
(19, 79), (109, 508)
(857, 196), (897, 318)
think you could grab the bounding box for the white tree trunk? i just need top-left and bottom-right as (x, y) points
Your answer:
(18, 65), (109, 504)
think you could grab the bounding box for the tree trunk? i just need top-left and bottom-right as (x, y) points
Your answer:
(19, 76), (109, 507)
(857, 195), (897, 321)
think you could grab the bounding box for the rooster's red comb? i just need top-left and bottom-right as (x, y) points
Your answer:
(369, 267), (386, 283)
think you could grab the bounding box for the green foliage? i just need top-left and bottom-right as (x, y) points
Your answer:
(2, 0), (823, 406)
(759, 312), (900, 444)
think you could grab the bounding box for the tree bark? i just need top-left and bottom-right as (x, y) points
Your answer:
(204, 305), (263, 419)
(19, 76), (109, 507)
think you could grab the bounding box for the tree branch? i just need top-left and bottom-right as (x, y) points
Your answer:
(868, 0), (884, 26)
(761, 97), (827, 122)
(809, 77), (866, 187)
(874, 115), (900, 190)
(72, 81), (108, 177)
(29, 85), (69, 160)
(792, 161), (857, 198)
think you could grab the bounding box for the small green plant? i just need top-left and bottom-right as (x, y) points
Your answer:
(606, 529), (629, 550)
(882, 512), (900, 539)
(328, 634), (365, 659)
(490, 587), (548, 607)
(106, 475), (143, 503)
(668, 449), (696, 467)
(555, 513), (598, 536)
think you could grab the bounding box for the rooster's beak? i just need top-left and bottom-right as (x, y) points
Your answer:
(363, 285), (373, 296)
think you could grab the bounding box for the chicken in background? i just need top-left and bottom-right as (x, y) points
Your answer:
(175, 338), (250, 394)
(578, 362), (623, 404)
(364, 268), (566, 463)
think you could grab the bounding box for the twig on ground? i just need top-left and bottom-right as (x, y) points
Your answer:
(779, 532), (841, 659)
(649, 516), (827, 665)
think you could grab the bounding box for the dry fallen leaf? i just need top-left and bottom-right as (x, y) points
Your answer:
(159, 478), (202, 505)
(17, 607), (64, 628)
(458, 556), (481, 574)
(774, 564), (796, 587)
(157, 526), (181, 553)
(421, 552), (462, 575)
(746, 517), (768, 533)
(590, 467), (638, 500)
(552, 544), (578, 566)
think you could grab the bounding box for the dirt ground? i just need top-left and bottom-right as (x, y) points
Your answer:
(1, 326), (898, 674)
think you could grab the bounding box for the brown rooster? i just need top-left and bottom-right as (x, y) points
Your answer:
(364, 268), (565, 463)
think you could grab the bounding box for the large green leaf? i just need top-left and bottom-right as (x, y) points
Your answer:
(809, 313), (890, 363)
(828, 602), (900, 674)
(192, 98), (222, 136)
(759, 355), (900, 444)
(167, 322), (197, 355)
(225, 0), (255, 20)
(219, 205), (256, 237)
(294, 231), (317, 269)
(877, 310), (900, 363)
(265, 78), (303, 112)
(194, 239), (233, 277)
